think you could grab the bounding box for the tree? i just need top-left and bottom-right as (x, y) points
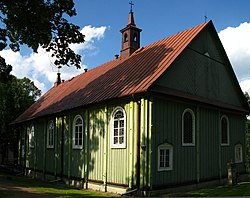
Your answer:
(0, 75), (41, 163)
(0, 56), (12, 83)
(244, 92), (250, 172)
(0, 0), (85, 77)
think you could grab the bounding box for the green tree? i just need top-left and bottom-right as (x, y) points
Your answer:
(0, 0), (84, 80)
(244, 92), (250, 172)
(0, 75), (41, 163)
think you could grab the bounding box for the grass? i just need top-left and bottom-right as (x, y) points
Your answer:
(15, 177), (117, 197)
(0, 170), (118, 198)
(169, 182), (250, 197)
(2, 168), (250, 197)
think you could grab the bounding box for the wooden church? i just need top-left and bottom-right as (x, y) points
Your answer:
(13, 5), (249, 195)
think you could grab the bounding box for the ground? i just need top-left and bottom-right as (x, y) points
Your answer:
(0, 176), (53, 198)
(0, 166), (118, 198)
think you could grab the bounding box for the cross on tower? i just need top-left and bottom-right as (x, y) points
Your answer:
(129, 1), (134, 12)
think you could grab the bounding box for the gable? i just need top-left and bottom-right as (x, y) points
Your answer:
(154, 24), (248, 111)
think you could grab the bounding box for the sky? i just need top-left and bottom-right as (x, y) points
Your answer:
(1, 0), (250, 95)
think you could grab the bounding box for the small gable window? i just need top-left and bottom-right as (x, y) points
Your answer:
(158, 143), (173, 171)
(73, 115), (84, 149)
(124, 33), (128, 42)
(221, 115), (229, 146)
(47, 120), (54, 148)
(110, 107), (126, 148)
(28, 124), (35, 148)
(235, 144), (243, 163)
(182, 109), (195, 146)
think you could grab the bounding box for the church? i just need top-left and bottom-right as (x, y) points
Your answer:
(13, 5), (249, 195)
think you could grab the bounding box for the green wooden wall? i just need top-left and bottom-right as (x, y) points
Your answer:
(150, 96), (246, 188)
(156, 26), (246, 109)
(19, 98), (144, 189)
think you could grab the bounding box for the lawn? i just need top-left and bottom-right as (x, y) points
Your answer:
(169, 182), (250, 197)
(14, 177), (118, 197)
(0, 170), (118, 198)
(1, 167), (250, 197)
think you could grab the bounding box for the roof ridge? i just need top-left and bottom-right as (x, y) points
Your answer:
(138, 21), (210, 51)
(13, 21), (212, 124)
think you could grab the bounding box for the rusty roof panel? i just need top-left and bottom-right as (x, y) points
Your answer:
(14, 21), (211, 124)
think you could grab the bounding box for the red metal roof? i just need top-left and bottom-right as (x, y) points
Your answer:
(14, 21), (211, 123)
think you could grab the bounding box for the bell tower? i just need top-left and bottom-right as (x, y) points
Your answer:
(120, 2), (142, 58)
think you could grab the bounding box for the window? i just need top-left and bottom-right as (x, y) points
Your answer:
(158, 143), (173, 171)
(110, 107), (126, 148)
(182, 109), (195, 146)
(124, 33), (128, 42)
(28, 124), (35, 148)
(47, 120), (54, 148)
(133, 33), (137, 42)
(221, 115), (229, 145)
(235, 144), (243, 163)
(73, 115), (83, 149)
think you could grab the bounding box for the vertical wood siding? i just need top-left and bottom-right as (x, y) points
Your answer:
(151, 96), (246, 188)
(199, 108), (219, 180)
(151, 97), (197, 187)
(35, 121), (44, 171)
(88, 107), (106, 182)
(106, 101), (138, 186)
(19, 95), (246, 190)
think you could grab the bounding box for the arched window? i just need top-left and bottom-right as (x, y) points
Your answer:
(110, 107), (126, 148)
(124, 33), (128, 42)
(29, 124), (35, 148)
(47, 120), (54, 148)
(182, 109), (195, 146)
(235, 144), (243, 163)
(73, 115), (84, 149)
(158, 143), (173, 171)
(221, 115), (229, 145)
(133, 33), (137, 42)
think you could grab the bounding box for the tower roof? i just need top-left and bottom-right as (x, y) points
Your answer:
(128, 9), (135, 26)
(128, 1), (136, 26)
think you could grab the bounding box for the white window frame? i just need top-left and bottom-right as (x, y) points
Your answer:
(29, 124), (35, 148)
(158, 143), (173, 171)
(47, 120), (54, 148)
(72, 115), (84, 149)
(182, 108), (195, 146)
(221, 115), (230, 146)
(110, 107), (126, 149)
(235, 144), (243, 163)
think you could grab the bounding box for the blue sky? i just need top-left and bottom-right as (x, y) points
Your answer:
(1, 0), (250, 94)
(73, 0), (250, 69)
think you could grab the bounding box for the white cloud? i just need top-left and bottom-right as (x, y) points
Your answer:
(219, 22), (250, 93)
(71, 25), (107, 53)
(0, 25), (107, 94)
(239, 79), (250, 93)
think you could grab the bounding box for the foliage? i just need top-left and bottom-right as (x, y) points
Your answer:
(247, 121), (250, 172)
(0, 0), (85, 75)
(0, 75), (41, 163)
(245, 92), (250, 107)
(0, 56), (12, 83)
(244, 92), (250, 172)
